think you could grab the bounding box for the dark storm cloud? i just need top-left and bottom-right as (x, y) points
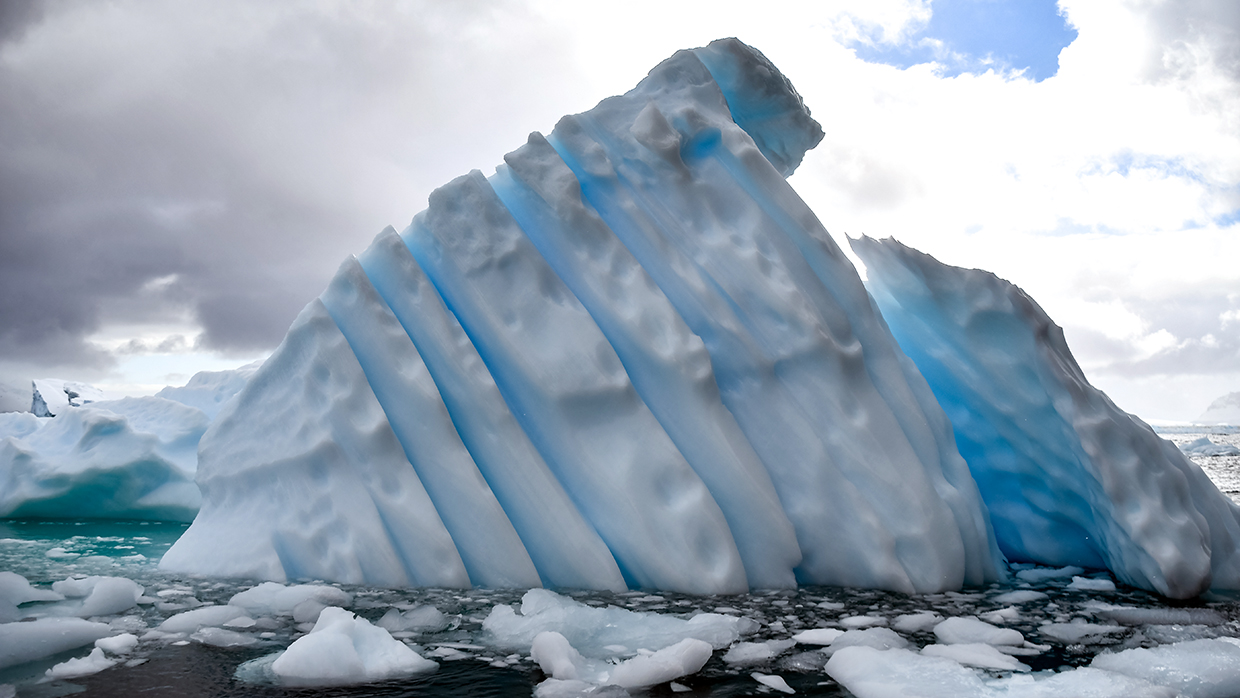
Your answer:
(0, 0), (47, 45)
(0, 0), (580, 375)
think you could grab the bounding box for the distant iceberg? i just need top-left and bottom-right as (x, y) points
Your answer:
(0, 365), (257, 521)
(162, 38), (1003, 595)
(850, 235), (1240, 598)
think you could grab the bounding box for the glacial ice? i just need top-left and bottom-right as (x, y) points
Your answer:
(0, 397), (206, 521)
(163, 37), (1003, 595)
(0, 364), (257, 522)
(851, 235), (1240, 598)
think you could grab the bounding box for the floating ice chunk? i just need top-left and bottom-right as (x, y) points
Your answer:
(827, 648), (989, 698)
(192, 627), (258, 647)
(892, 611), (943, 633)
(751, 672), (796, 694)
(608, 638), (712, 688)
(483, 589), (748, 657)
(1014, 566), (1085, 584)
(722, 639), (795, 665)
(45, 647), (115, 679)
(840, 615), (887, 628)
(1094, 606), (1225, 626)
(921, 643), (1029, 672)
(1068, 576), (1117, 592)
(823, 628), (908, 657)
(263, 607), (436, 687)
(933, 617), (1023, 646)
(375, 606), (449, 634)
(791, 628), (844, 645)
(55, 576), (144, 617)
(0, 571), (61, 620)
(159, 605), (249, 634)
(1179, 437), (1240, 457)
(853, 235), (1240, 599)
(0, 617), (111, 670)
(531, 631), (712, 689)
(991, 590), (1047, 605)
(827, 646), (1175, 698)
(228, 582), (352, 616)
(978, 607), (1020, 625)
(1091, 639), (1240, 697)
(95, 633), (138, 654)
(1039, 619), (1124, 643)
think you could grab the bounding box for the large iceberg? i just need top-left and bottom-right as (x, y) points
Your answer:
(850, 236), (1240, 598)
(162, 38), (1004, 594)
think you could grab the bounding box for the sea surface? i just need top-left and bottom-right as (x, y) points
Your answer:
(2, 427), (1238, 697)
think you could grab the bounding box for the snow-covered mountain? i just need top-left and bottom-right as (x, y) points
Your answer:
(1196, 392), (1240, 425)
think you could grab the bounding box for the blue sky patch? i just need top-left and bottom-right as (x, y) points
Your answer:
(851, 0), (1078, 81)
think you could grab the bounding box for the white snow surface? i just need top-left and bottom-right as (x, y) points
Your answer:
(162, 37), (1003, 595)
(155, 362), (261, 420)
(852, 235), (1240, 599)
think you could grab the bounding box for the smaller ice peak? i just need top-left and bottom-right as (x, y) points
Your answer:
(691, 38), (824, 177)
(1195, 392), (1240, 425)
(155, 361), (262, 420)
(30, 379), (106, 417)
(850, 235), (1240, 598)
(1179, 437), (1240, 457)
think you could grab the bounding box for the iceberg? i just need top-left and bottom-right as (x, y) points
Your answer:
(0, 364), (257, 521)
(162, 38), (1003, 594)
(0, 397), (206, 521)
(850, 235), (1240, 598)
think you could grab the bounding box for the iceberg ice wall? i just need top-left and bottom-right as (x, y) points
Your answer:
(162, 38), (1004, 594)
(850, 235), (1240, 598)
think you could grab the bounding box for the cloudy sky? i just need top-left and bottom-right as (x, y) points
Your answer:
(1, 0), (1236, 422)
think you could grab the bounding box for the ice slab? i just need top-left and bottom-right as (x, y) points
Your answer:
(851, 235), (1240, 598)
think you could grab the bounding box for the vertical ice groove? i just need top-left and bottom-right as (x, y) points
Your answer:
(546, 110), (910, 590)
(541, 45), (1002, 592)
(709, 132), (1003, 585)
(356, 227), (626, 592)
(492, 132), (801, 589)
(400, 169), (747, 595)
(160, 300), (471, 589)
(320, 255), (540, 588)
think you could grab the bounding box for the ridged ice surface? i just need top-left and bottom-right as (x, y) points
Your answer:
(851, 235), (1240, 599)
(162, 38), (1004, 594)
